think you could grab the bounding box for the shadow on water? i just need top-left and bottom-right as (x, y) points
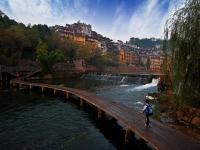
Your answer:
(42, 89), (152, 150)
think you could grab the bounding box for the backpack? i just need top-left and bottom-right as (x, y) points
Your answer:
(145, 104), (153, 115)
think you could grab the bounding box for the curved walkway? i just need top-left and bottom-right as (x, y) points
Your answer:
(11, 80), (200, 150)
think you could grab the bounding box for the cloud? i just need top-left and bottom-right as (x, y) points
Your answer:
(0, 0), (90, 25)
(110, 0), (183, 41)
(110, 0), (165, 41)
(128, 0), (165, 38)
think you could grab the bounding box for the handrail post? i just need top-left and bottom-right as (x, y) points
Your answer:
(97, 109), (102, 119)
(10, 80), (13, 87)
(66, 92), (69, 99)
(125, 128), (132, 143)
(42, 87), (45, 93)
(80, 98), (84, 107)
(19, 83), (22, 88)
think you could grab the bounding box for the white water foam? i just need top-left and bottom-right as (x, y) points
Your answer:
(120, 85), (129, 87)
(128, 78), (160, 92)
(134, 101), (144, 105)
(120, 77), (126, 83)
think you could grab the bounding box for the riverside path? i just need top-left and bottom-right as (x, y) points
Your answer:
(11, 79), (200, 150)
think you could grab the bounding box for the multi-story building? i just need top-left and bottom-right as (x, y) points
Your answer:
(73, 35), (86, 45)
(71, 21), (92, 37)
(53, 21), (93, 45)
(148, 55), (164, 72)
(131, 51), (139, 67)
(118, 49), (125, 64)
(117, 49), (139, 66)
(139, 54), (149, 68)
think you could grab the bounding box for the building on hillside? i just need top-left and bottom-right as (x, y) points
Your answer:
(118, 49), (125, 64)
(73, 59), (86, 72)
(53, 21), (93, 45)
(100, 42), (108, 55)
(124, 51), (131, 64)
(139, 54), (149, 68)
(71, 21), (92, 37)
(148, 55), (164, 72)
(0, 10), (5, 17)
(86, 38), (101, 48)
(117, 40), (124, 46)
(117, 49), (139, 66)
(73, 35), (86, 44)
(131, 51), (139, 67)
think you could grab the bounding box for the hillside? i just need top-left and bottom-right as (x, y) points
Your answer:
(128, 37), (163, 49)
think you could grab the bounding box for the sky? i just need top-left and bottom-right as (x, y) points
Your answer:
(0, 0), (183, 42)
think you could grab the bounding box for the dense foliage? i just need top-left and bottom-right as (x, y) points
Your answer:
(164, 0), (200, 107)
(0, 13), (117, 69)
(36, 42), (64, 73)
(0, 15), (57, 65)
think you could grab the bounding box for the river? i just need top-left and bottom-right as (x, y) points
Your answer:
(0, 75), (158, 150)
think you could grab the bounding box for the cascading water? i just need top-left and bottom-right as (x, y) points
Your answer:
(128, 78), (160, 92)
(120, 76), (126, 83)
(83, 74), (147, 84)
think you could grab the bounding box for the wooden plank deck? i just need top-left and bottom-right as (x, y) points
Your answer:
(11, 80), (200, 150)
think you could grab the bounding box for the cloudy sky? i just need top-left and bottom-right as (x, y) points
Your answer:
(0, 0), (183, 41)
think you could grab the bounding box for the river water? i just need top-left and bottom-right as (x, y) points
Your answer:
(0, 76), (158, 150)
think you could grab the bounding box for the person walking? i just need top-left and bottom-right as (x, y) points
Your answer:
(143, 99), (153, 126)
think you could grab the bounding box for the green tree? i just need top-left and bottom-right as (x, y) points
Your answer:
(36, 41), (64, 73)
(164, 0), (200, 106)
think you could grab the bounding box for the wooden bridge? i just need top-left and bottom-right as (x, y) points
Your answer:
(11, 79), (200, 150)
(0, 65), (41, 80)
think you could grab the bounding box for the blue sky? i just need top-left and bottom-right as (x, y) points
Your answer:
(0, 0), (183, 41)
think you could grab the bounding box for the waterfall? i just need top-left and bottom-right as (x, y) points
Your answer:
(82, 73), (147, 84)
(120, 76), (126, 83)
(128, 78), (160, 92)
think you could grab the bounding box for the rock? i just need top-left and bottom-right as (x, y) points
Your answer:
(176, 111), (183, 119)
(175, 107), (200, 127)
(191, 117), (200, 127)
(43, 74), (53, 79)
(189, 108), (196, 114)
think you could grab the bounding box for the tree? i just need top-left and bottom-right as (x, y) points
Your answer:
(0, 25), (30, 61)
(36, 41), (64, 73)
(164, 0), (200, 106)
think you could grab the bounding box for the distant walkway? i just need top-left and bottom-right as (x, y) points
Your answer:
(11, 80), (200, 150)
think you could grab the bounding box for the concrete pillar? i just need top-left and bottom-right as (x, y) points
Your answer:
(29, 84), (32, 90)
(125, 129), (132, 143)
(5, 73), (7, 81)
(9, 80), (12, 87)
(42, 87), (45, 92)
(10, 81), (13, 88)
(80, 98), (84, 107)
(12, 82), (16, 88)
(97, 109), (102, 119)
(54, 89), (56, 95)
(66, 92), (69, 99)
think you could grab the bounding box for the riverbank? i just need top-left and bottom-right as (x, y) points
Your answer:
(152, 93), (200, 141)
